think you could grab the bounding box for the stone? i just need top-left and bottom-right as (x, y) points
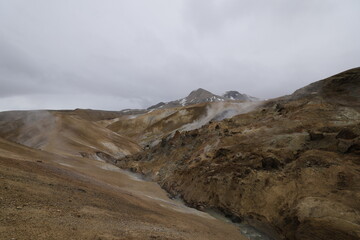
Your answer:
(336, 129), (358, 140)
(308, 131), (324, 141)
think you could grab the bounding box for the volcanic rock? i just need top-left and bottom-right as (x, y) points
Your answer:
(117, 67), (360, 240)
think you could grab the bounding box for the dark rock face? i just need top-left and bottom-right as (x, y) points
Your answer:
(309, 131), (325, 141)
(187, 88), (218, 101)
(291, 67), (360, 107)
(338, 139), (360, 154)
(214, 148), (232, 158)
(336, 129), (358, 140)
(222, 91), (250, 101)
(222, 91), (259, 101)
(147, 102), (166, 110)
(96, 151), (118, 164)
(261, 157), (281, 170)
(80, 151), (118, 164)
(348, 142), (360, 154)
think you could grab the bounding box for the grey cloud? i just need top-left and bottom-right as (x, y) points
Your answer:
(0, 0), (359, 111)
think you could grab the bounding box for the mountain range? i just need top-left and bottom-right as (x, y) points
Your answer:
(1, 67), (359, 240)
(147, 88), (258, 110)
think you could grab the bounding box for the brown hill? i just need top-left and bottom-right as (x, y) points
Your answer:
(108, 101), (261, 147)
(54, 108), (125, 121)
(0, 135), (246, 239)
(1, 67), (359, 239)
(0, 110), (141, 161)
(289, 67), (360, 107)
(116, 67), (360, 240)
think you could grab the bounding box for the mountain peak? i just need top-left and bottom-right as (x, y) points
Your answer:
(147, 88), (258, 110)
(187, 88), (217, 100)
(189, 88), (209, 93)
(222, 91), (258, 101)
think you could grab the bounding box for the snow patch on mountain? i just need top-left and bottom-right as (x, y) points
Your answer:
(147, 88), (258, 110)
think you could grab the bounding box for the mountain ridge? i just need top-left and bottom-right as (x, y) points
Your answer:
(148, 88), (258, 110)
(115, 67), (360, 240)
(1, 67), (359, 240)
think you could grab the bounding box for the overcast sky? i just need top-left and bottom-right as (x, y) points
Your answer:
(0, 0), (359, 111)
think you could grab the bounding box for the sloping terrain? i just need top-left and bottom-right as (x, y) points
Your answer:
(1, 67), (359, 240)
(0, 136), (246, 239)
(116, 67), (360, 240)
(54, 108), (125, 122)
(0, 110), (141, 161)
(108, 101), (261, 147)
(291, 67), (360, 108)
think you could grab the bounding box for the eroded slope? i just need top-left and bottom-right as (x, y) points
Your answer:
(0, 136), (246, 240)
(0, 110), (141, 161)
(117, 67), (360, 240)
(108, 101), (261, 147)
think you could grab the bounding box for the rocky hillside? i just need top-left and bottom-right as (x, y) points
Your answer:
(1, 67), (359, 240)
(290, 67), (360, 108)
(116, 67), (360, 240)
(108, 101), (261, 147)
(0, 110), (246, 240)
(148, 88), (258, 110)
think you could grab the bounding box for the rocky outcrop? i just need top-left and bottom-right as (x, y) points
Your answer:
(291, 67), (360, 108)
(222, 90), (259, 101)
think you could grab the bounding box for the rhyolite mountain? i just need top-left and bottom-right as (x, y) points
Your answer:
(117, 67), (360, 240)
(1, 67), (359, 240)
(147, 88), (258, 110)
